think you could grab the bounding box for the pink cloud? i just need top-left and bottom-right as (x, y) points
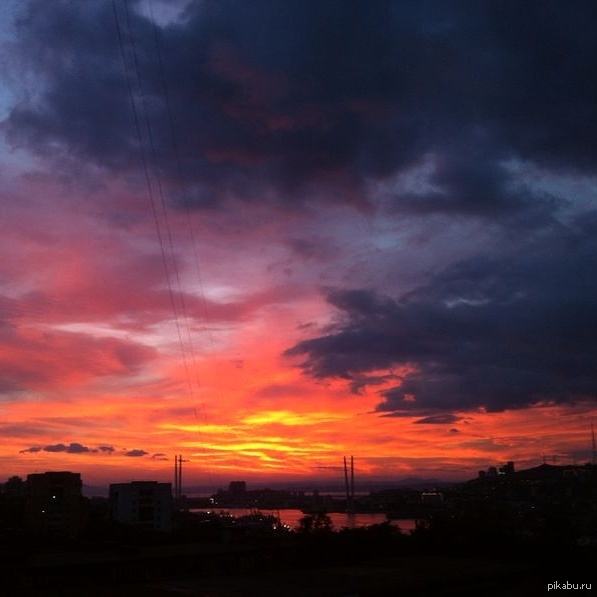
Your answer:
(0, 326), (156, 393)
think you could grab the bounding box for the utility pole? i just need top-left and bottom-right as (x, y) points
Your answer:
(174, 454), (184, 506)
(343, 456), (350, 511)
(174, 456), (177, 499)
(343, 455), (355, 515)
(178, 454), (183, 502)
(350, 455), (355, 514)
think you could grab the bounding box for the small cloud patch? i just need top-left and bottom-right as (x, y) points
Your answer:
(123, 449), (148, 458)
(414, 414), (462, 425)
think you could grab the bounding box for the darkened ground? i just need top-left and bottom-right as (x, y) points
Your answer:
(1, 520), (593, 597)
(94, 556), (560, 597)
(2, 468), (596, 596)
(5, 552), (592, 597)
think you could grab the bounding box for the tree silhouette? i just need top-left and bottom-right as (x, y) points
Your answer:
(297, 512), (333, 534)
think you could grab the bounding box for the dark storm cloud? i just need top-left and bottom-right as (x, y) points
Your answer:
(2, 1), (596, 216)
(287, 212), (597, 415)
(395, 147), (563, 226)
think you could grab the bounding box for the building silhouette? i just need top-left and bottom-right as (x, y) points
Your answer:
(228, 481), (247, 495)
(109, 481), (172, 531)
(25, 471), (86, 538)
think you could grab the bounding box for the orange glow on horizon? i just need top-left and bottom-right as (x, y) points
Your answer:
(1, 177), (595, 494)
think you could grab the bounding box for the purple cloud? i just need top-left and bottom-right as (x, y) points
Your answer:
(123, 449), (148, 458)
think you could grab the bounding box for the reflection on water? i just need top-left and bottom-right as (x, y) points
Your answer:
(190, 508), (417, 532)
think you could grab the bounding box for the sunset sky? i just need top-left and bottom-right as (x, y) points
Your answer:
(1, 0), (596, 493)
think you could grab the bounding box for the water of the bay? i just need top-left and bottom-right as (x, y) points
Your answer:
(190, 508), (417, 533)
